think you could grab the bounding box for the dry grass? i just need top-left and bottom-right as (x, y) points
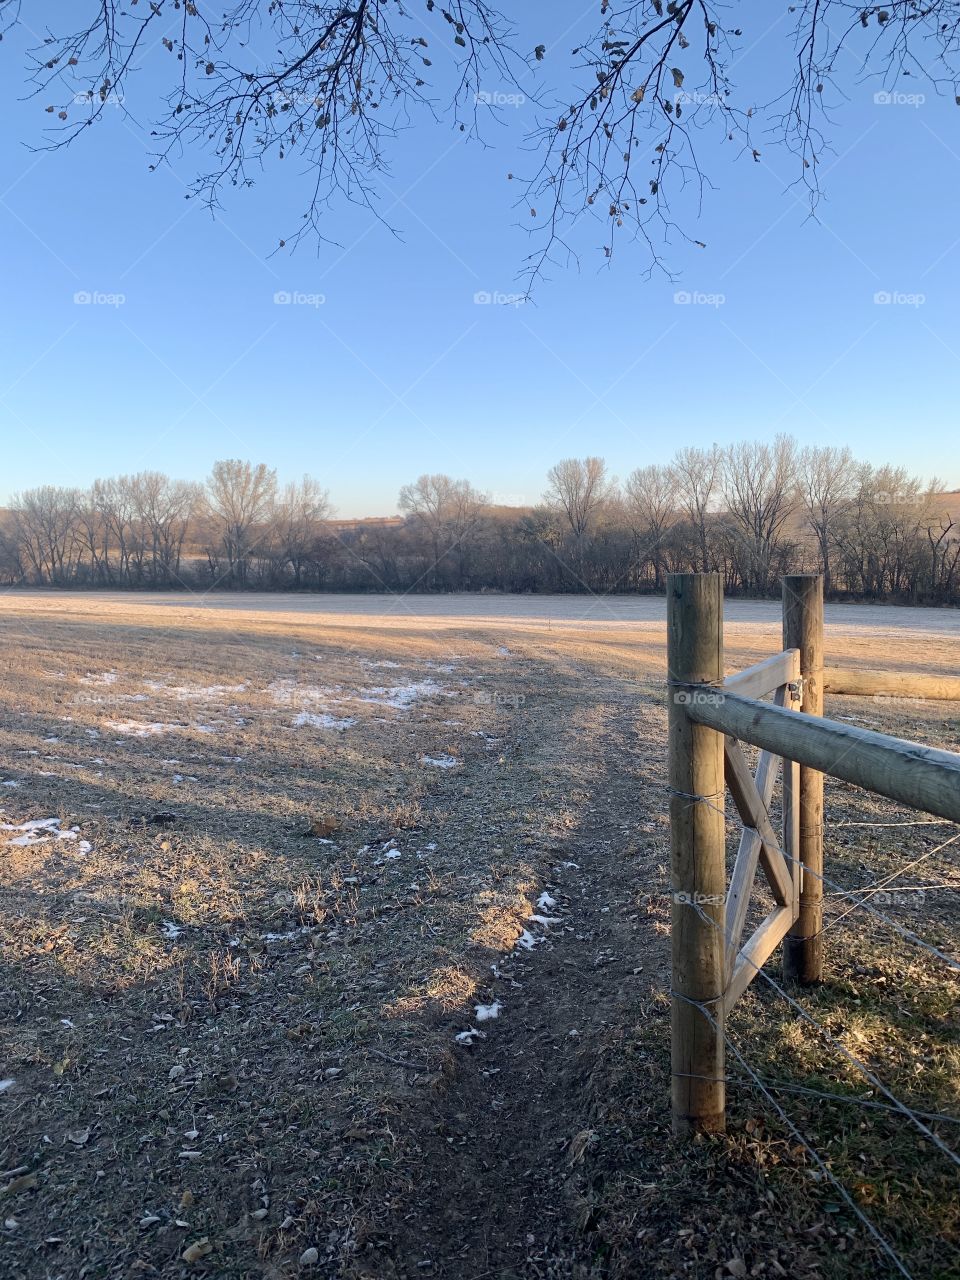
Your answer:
(0, 595), (957, 1279)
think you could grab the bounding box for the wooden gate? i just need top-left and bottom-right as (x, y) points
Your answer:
(668, 573), (960, 1136)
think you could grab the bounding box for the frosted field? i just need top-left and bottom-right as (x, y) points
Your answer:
(7, 587), (960, 636)
(0, 590), (957, 1278)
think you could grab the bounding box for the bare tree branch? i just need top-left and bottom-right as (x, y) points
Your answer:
(3, 1), (958, 274)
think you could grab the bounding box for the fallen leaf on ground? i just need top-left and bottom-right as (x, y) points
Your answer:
(182, 1237), (213, 1263)
(3, 1174), (38, 1196)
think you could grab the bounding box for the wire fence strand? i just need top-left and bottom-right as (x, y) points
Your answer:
(674, 992), (914, 1280)
(680, 894), (960, 1169)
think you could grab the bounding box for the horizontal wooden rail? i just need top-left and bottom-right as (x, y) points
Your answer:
(724, 649), (800, 699)
(823, 666), (960, 703)
(683, 689), (960, 825)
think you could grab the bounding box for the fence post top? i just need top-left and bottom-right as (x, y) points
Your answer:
(667, 571), (723, 593)
(782, 574), (824, 592)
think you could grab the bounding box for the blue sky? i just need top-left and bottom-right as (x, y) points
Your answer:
(1, 2), (958, 516)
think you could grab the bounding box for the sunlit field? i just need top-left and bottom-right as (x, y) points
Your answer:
(1, 594), (957, 1279)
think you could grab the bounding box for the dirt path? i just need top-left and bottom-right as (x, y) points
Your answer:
(373, 678), (670, 1280)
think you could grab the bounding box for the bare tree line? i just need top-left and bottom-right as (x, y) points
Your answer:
(0, 462), (332, 591)
(2, 439), (959, 602)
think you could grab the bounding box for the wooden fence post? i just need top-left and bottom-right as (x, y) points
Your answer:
(782, 575), (825, 985)
(668, 573), (726, 1135)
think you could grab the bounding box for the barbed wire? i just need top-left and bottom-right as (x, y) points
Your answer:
(750, 1078), (960, 1127)
(673, 991), (915, 1280)
(825, 882), (958, 894)
(678, 893), (960, 1170)
(672, 1070), (960, 1127)
(823, 831), (960, 929)
(785, 840), (960, 971)
(834, 819), (956, 829)
(665, 780), (960, 971)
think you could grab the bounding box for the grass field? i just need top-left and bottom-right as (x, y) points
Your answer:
(0, 594), (957, 1279)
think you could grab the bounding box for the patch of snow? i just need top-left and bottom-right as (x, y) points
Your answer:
(421, 754), (460, 769)
(383, 849), (402, 860)
(261, 926), (313, 942)
(105, 721), (182, 737)
(2, 780), (20, 789)
(363, 659), (402, 669)
(0, 1079), (15, 1093)
(515, 929), (544, 951)
(1, 818), (61, 842)
(1, 817), (91, 855)
(475, 1002), (502, 1022)
(537, 892), (557, 911)
(454, 1028), (486, 1045)
(106, 720), (218, 737)
(268, 679), (341, 707)
(158, 683), (248, 702)
(529, 913), (563, 927)
(360, 680), (450, 710)
(293, 712), (356, 730)
(160, 921), (184, 940)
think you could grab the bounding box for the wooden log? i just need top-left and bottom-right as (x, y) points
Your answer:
(724, 649), (800, 699)
(824, 667), (960, 703)
(684, 690), (960, 826)
(782, 576), (824, 985)
(668, 573), (726, 1137)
